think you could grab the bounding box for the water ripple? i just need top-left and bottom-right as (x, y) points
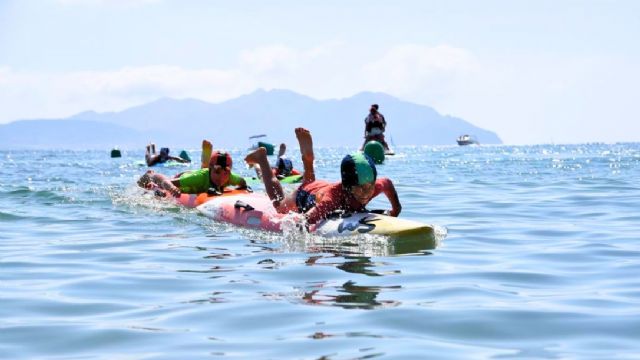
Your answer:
(2, 145), (640, 358)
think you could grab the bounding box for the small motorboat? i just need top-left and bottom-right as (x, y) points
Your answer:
(456, 134), (479, 146)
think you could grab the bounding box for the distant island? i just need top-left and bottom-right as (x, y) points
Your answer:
(0, 89), (502, 149)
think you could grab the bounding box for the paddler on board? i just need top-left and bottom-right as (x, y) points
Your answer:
(244, 127), (402, 225)
(137, 140), (248, 196)
(144, 143), (191, 166)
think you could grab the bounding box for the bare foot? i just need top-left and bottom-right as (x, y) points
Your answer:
(295, 127), (314, 163)
(244, 147), (267, 166)
(201, 139), (212, 168)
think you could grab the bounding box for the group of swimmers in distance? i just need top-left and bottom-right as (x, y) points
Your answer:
(137, 104), (401, 226)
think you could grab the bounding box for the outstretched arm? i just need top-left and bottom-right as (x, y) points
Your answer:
(156, 176), (180, 197)
(236, 176), (248, 189)
(138, 170), (180, 197)
(228, 172), (250, 191)
(377, 178), (401, 217)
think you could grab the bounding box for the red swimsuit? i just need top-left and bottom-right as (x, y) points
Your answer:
(295, 178), (393, 224)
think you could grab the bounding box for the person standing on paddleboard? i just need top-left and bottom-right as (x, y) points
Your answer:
(245, 127), (401, 225)
(360, 104), (390, 151)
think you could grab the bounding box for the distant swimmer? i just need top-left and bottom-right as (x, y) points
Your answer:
(245, 127), (402, 225)
(360, 104), (390, 151)
(145, 143), (190, 166)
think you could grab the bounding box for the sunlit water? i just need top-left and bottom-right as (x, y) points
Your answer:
(1, 144), (639, 359)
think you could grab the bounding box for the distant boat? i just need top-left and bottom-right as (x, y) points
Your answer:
(248, 134), (275, 155)
(456, 134), (479, 146)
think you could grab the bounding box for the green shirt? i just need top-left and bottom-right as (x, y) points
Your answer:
(177, 168), (244, 194)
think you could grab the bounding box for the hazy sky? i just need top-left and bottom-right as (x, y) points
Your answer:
(1, 0), (639, 144)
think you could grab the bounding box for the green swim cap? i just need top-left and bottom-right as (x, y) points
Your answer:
(341, 152), (377, 188)
(363, 141), (385, 164)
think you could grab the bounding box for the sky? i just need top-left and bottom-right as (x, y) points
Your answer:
(1, 0), (639, 144)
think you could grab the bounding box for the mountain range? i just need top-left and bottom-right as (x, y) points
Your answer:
(0, 89), (502, 149)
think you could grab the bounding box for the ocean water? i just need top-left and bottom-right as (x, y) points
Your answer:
(1, 143), (639, 359)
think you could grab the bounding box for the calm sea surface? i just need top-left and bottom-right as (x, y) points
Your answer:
(1, 144), (639, 359)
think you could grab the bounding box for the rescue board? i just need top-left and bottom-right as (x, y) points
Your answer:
(196, 192), (436, 249)
(149, 187), (437, 250)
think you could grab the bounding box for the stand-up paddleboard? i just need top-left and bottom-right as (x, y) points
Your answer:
(197, 192), (436, 249)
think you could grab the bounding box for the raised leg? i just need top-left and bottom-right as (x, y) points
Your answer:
(295, 127), (315, 184)
(245, 147), (285, 205)
(201, 139), (212, 168)
(145, 144), (156, 166)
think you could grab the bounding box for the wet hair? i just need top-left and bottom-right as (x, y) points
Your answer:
(137, 171), (152, 188)
(340, 152), (377, 189)
(209, 151), (232, 170)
